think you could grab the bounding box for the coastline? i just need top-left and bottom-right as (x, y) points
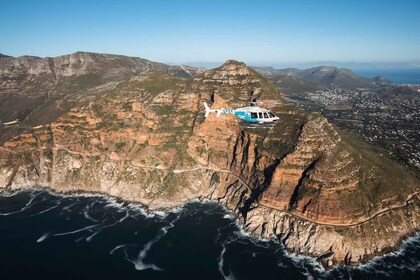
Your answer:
(354, 69), (420, 84)
(1, 184), (418, 269)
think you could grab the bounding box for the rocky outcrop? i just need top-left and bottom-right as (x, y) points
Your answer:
(0, 52), (204, 142)
(0, 57), (419, 267)
(0, 51), (202, 80)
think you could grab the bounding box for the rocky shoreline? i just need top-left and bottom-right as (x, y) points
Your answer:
(1, 174), (418, 269)
(0, 55), (419, 268)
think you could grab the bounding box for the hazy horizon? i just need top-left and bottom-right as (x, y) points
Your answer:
(179, 60), (420, 70)
(1, 50), (420, 71)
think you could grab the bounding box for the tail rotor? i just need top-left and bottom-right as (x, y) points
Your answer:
(204, 102), (211, 117)
(204, 102), (223, 117)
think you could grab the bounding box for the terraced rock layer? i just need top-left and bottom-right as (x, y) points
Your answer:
(0, 55), (419, 267)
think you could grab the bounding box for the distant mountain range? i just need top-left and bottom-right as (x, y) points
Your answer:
(268, 61), (420, 70)
(184, 61), (408, 89)
(254, 65), (392, 90)
(183, 60), (420, 70)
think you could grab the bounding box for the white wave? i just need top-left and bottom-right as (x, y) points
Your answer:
(36, 232), (50, 243)
(96, 210), (130, 231)
(218, 244), (236, 280)
(59, 192), (104, 200)
(125, 204), (156, 219)
(126, 202), (184, 220)
(125, 255), (163, 272)
(301, 268), (315, 280)
(127, 240), (164, 272)
(29, 204), (60, 217)
(223, 214), (234, 219)
(53, 224), (99, 236)
(351, 232), (420, 275)
(83, 209), (99, 223)
(153, 211), (169, 218)
(125, 215), (180, 272)
(110, 244), (128, 255)
(0, 187), (188, 223)
(124, 240), (164, 272)
(85, 229), (102, 242)
(231, 225), (274, 246)
(75, 235), (87, 243)
(159, 205), (184, 216)
(284, 250), (327, 279)
(286, 251), (328, 279)
(62, 202), (78, 212)
(0, 189), (28, 197)
(276, 260), (289, 268)
(0, 191), (41, 216)
(104, 197), (125, 210)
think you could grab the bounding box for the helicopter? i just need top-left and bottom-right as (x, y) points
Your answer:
(203, 101), (279, 128)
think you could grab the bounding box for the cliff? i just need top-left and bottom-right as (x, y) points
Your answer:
(0, 52), (204, 142)
(0, 55), (419, 267)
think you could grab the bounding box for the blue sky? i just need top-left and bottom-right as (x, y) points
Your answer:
(1, 0), (419, 65)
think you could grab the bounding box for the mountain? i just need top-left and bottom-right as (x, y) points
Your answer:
(253, 66), (320, 94)
(254, 65), (392, 90)
(371, 75), (392, 85)
(269, 61), (420, 70)
(0, 53), (419, 267)
(0, 52), (204, 142)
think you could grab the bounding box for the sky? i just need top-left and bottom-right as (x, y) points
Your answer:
(1, 0), (420, 65)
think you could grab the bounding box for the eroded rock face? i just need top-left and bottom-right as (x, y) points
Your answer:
(0, 58), (419, 267)
(0, 52), (204, 140)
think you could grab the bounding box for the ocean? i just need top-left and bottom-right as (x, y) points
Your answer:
(354, 69), (420, 84)
(0, 190), (419, 280)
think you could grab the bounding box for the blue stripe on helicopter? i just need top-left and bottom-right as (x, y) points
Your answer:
(234, 111), (260, 123)
(221, 109), (261, 123)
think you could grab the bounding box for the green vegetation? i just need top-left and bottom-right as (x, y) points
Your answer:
(211, 172), (220, 184)
(114, 141), (127, 151)
(271, 75), (319, 95)
(67, 73), (103, 93)
(137, 76), (179, 95)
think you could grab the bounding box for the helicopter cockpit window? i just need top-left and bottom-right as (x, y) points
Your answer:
(251, 113), (257, 119)
(269, 112), (275, 118)
(263, 113), (269, 118)
(258, 112), (263, 118)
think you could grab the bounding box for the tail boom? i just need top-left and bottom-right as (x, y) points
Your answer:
(204, 102), (231, 117)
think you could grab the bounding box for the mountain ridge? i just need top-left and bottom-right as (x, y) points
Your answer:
(254, 65), (392, 89)
(0, 51), (204, 142)
(0, 52), (418, 267)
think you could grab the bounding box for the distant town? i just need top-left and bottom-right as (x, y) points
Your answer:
(283, 84), (420, 169)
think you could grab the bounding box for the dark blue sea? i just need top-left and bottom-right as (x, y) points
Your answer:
(354, 69), (420, 84)
(0, 189), (419, 280)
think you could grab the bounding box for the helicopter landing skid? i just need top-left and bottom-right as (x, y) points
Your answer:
(240, 123), (275, 129)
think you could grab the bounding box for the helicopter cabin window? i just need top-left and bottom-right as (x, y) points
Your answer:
(258, 112), (263, 118)
(251, 112), (257, 119)
(264, 113), (269, 118)
(269, 112), (275, 118)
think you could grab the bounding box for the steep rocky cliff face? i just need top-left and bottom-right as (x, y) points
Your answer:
(0, 52), (203, 142)
(0, 56), (418, 267)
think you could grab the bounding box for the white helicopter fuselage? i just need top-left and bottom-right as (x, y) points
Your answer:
(204, 102), (279, 123)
